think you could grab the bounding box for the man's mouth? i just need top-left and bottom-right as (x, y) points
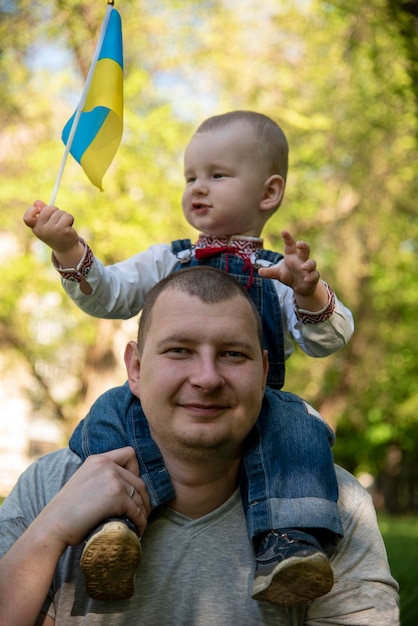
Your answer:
(180, 402), (229, 418)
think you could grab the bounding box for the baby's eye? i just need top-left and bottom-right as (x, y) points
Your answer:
(212, 173), (225, 179)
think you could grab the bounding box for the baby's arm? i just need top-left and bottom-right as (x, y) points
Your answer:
(23, 200), (85, 268)
(258, 230), (328, 311)
(259, 230), (354, 357)
(24, 200), (178, 317)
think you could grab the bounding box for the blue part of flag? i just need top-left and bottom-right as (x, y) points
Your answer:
(62, 107), (109, 162)
(99, 9), (123, 68)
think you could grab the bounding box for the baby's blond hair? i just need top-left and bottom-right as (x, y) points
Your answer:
(196, 110), (289, 181)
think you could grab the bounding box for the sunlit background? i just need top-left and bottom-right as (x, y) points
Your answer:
(0, 0), (417, 617)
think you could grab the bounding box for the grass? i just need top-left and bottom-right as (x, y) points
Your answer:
(378, 513), (418, 626)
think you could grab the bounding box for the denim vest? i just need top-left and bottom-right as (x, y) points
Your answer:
(171, 239), (285, 390)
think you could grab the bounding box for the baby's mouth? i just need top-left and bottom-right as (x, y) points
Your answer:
(192, 202), (210, 213)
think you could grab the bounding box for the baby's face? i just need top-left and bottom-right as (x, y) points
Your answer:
(182, 123), (270, 238)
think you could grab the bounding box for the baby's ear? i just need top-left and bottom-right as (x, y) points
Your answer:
(260, 175), (285, 212)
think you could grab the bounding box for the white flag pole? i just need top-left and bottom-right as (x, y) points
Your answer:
(49, 2), (114, 205)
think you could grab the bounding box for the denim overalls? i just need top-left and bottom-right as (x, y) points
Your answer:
(70, 241), (343, 540)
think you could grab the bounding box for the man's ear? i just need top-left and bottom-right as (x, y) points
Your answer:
(262, 350), (269, 393)
(260, 175), (285, 212)
(124, 340), (141, 396)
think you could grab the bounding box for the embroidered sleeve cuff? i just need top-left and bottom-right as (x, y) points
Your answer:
(294, 283), (336, 324)
(51, 238), (94, 295)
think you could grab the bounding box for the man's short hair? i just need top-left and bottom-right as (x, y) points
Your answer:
(196, 110), (288, 181)
(137, 267), (263, 353)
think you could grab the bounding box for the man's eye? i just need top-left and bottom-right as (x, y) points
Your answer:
(165, 347), (192, 358)
(222, 351), (247, 360)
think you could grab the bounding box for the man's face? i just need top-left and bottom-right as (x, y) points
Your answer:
(126, 288), (268, 462)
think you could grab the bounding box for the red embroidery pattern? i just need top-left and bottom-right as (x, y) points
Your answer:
(195, 234), (263, 257)
(294, 285), (336, 324)
(59, 245), (94, 283)
(194, 236), (263, 288)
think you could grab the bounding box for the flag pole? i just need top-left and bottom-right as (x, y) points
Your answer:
(49, 1), (115, 205)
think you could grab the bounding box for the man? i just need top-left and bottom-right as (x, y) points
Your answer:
(0, 267), (399, 625)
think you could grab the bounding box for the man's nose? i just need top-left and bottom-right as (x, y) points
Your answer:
(189, 356), (224, 390)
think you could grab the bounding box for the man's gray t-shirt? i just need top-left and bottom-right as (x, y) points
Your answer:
(0, 449), (399, 625)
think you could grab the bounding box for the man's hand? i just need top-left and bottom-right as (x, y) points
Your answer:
(258, 230), (329, 311)
(0, 447), (151, 626)
(40, 447), (151, 548)
(23, 200), (84, 265)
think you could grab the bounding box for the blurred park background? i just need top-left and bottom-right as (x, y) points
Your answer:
(0, 0), (417, 622)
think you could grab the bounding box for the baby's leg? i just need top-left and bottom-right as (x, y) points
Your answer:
(69, 383), (175, 600)
(241, 389), (341, 607)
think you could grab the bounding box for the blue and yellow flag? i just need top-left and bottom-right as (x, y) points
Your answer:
(62, 7), (123, 190)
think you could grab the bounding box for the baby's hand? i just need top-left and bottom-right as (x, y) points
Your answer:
(258, 230), (320, 296)
(23, 200), (80, 254)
